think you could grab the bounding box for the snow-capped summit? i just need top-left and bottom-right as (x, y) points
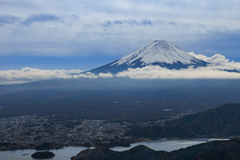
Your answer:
(88, 40), (207, 74)
(112, 40), (194, 66)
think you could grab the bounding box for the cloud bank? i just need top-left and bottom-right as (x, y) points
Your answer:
(1, 53), (240, 84)
(116, 52), (240, 79)
(0, 68), (114, 85)
(116, 65), (240, 79)
(0, 68), (80, 85)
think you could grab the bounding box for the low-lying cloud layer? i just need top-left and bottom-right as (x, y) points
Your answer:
(0, 68), (79, 85)
(116, 65), (240, 79)
(0, 68), (114, 85)
(1, 53), (240, 84)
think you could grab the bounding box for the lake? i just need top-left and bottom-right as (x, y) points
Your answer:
(0, 138), (228, 160)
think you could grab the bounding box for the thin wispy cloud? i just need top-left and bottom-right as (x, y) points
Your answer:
(0, 15), (19, 26)
(22, 13), (60, 26)
(102, 19), (153, 27)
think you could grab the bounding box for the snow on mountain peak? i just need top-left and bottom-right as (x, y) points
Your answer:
(111, 40), (195, 66)
(88, 40), (207, 74)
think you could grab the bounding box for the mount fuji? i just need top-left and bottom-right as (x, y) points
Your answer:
(88, 40), (207, 74)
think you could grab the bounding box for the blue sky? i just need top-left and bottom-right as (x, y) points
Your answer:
(0, 0), (240, 71)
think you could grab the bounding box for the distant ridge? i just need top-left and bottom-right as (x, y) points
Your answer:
(71, 139), (240, 160)
(125, 103), (240, 138)
(165, 103), (240, 136)
(88, 40), (207, 74)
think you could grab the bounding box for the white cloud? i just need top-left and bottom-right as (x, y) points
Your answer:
(189, 52), (240, 71)
(1, 53), (240, 85)
(116, 66), (240, 79)
(116, 53), (240, 79)
(98, 72), (114, 78)
(0, 68), (81, 84)
(74, 72), (98, 79)
(0, 68), (114, 85)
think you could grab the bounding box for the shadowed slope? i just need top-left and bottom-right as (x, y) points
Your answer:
(165, 103), (240, 136)
(72, 139), (240, 160)
(125, 104), (240, 138)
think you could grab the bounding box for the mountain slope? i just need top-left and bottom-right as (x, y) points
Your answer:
(165, 103), (240, 136)
(88, 40), (207, 74)
(125, 103), (240, 138)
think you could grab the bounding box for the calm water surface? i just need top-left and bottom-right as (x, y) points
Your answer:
(111, 138), (228, 152)
(0, 138), (228, 160)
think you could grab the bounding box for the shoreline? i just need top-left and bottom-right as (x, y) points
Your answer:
(0, 137), (231, 152)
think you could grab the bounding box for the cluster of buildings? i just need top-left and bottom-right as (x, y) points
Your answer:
(0, 108), (202, 151)
(0, 115), (130, 151)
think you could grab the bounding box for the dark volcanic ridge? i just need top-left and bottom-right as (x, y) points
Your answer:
(125, 103), (240, 139)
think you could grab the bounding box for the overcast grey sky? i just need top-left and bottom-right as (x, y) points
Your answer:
(1, 0), (240, 84)
(0, 0), (240, 57)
